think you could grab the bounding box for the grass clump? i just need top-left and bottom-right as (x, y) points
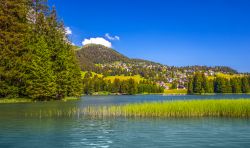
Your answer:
(0, 98), (33, 104)
(62, 97), (80, 102)
(164, 89), (187, 95)
(82, 99), (250, 118)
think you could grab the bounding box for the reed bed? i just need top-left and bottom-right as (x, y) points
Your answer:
(82, 99), (250, 118)
(24, 99), (250, 118)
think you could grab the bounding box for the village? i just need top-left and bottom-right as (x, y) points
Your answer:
(95, 61), (233, 90)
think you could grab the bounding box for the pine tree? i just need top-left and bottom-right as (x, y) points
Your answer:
(127, 79), (138, 95)
(193, 73), (203, 93)
(45, 7), (82, 99)
(231, 78), (242, 93)
(201, 73), (210, 93)
(214, 77), (228, 93)
(26, 36), (57, 99)
(112, 78), (120, 93)
(241, 77), (250, 93)
(225, 79), (232, 93)
(0, 0), (31, 98)
(187, 77), (194, 94)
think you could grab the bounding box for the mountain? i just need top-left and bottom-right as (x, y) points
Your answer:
(76, 44), (238, 80)
(76, 44), (162, 70)
(77, 44), (129, 64)
(76, 44), (237, 72)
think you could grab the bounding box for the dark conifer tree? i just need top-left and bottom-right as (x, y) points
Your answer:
(0, 0), (31, 98)
(241, 77), (250, 93)
(187, 77), (194, 94)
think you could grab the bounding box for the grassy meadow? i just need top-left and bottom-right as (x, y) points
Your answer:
(81, 71), (103, 78)
(207, 72), (245, 80)
(164, 89), (187, 95)
(104, 75), (144, 83)
(81, 71), (144, 83)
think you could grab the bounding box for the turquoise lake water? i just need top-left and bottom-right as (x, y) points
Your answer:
(0, 94), (250, 148)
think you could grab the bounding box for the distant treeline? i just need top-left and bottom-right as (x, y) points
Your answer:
(83, 73), (164, 95)
(188, 73), (250, 94)
(0, 0), (82, 100)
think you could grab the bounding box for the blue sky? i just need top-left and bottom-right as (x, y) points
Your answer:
(48, 0), (250, 72)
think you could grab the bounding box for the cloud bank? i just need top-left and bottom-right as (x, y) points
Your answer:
(105, 33), (120, 41)
(82, 37), (112, 48)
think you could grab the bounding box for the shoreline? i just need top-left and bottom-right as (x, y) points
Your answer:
(1, 93), (250, 104)
(0, 97), (80, 104)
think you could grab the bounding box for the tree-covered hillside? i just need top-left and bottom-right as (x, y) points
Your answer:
(76, 44), (130, 65)
(76, 44), (239, 91)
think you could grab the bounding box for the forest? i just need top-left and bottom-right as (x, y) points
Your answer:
(82, 72), (164, 95)
(187, 73), (250, 94)
(0, 0), (82, 100)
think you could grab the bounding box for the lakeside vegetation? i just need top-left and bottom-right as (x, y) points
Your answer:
(0, 97), (79, 104)
(82, 99), (250, 118)
(0, 98), (33, 104)
(23, 99), (250, 118)
(164, 89), (187, 95)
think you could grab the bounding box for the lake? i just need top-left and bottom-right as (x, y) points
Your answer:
(0, 94), (250, 148)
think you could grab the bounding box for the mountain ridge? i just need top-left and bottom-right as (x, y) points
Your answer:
(76, 44), (238, 74)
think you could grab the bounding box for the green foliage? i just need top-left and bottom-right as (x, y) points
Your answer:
(0, 0), (82, 100)
(0, 98), (33, 104)
(164, 89), (187, 94)
(82, 75), (164, 95)
(187, 77), (194, 94)
(171, 81), (178, 89)
(193, 72), (203, 93)
(82, 99), (250, 118)
(188, 73), (250, 94)
(26, 36), (57, 99)
(0, 0), (31, 98)
(242, 77), (250, 93)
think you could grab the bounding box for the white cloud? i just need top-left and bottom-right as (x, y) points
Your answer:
(105, 33), (120, 41)
(82, 37), (112, 48)
(65, 27), (72, 35)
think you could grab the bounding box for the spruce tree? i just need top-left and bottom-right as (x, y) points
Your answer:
(231, 78), (242, 93)
(26, 35), (57, 99)
(193, 73), (203, 93)
(0, 0), (31, 98)
(187, 77), (194, 94)
(241, 77), (250, 93)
